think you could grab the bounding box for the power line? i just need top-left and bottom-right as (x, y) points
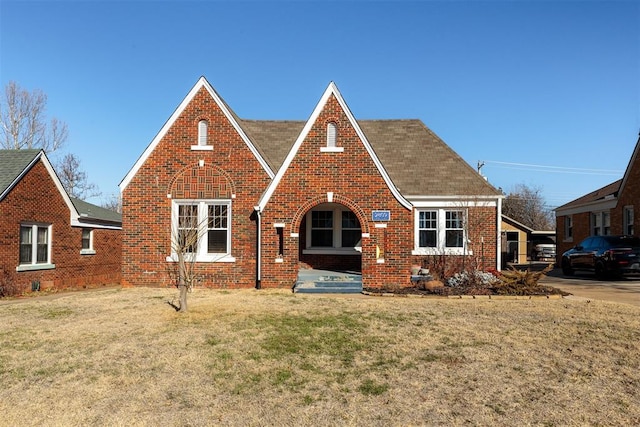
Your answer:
(481, 160), (623, 175)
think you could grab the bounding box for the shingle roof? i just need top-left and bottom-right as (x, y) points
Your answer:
(236, 119), (500, 197)
(0, 149), (41, 200)
(555, 179), (621, 211)
(70, 197), (122, 225)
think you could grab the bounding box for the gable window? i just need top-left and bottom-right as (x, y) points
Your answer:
(564, 216), (573, 240)
(320, 122), (344, 152)
(170, 200), (234, 262)
(198, 120), (208, 146)
(624, 206), (634, 235)
(305, 205), (362, 253)
(18, 224), (55, 271)
(413, 209), (468, 255)
(327, 122), (337, 147)
(191, 120), (213, 151)
(80, 228), (96, 255)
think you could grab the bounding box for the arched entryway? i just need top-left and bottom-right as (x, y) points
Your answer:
(297, 202), (363, 273)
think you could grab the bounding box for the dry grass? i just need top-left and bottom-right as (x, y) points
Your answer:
(1, 288), (639, 426)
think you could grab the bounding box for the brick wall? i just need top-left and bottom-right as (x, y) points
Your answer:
(0, 160), (121, 292)
(259, 95), (498, 289)
(122, 86), (272, 288)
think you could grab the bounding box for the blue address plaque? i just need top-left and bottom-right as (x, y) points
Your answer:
(372, 210), (391, 222)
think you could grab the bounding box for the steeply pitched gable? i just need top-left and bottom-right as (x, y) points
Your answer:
(120, 76), (275, 191)
(257, 82), (412, 211)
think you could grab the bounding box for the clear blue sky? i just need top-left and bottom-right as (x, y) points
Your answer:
(2, 0), (639, 210)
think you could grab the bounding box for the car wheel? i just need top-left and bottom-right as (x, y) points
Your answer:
(594, 262), (606, 279)
(561, 259), (574, 276)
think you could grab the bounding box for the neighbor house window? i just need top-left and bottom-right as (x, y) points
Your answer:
(413, 209), (468, 255)
(19, 224), (54, 270)
(592, 211), (610, 236)
(564, 216), (573, 240)
(305, 205), (362, 251)
(624, 207), (634, 235)
(171, 200), (233, 262)
(80, 228), (95, 255)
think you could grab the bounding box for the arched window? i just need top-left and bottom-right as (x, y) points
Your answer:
(198, 120), (208, 146)
(327, 122), (337, 147)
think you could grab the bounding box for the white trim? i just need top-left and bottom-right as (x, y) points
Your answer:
(120, 76), (274, 192)
(16, 263), (56, 272)
(411, 198), (498, 208)
(303, 248), (361, 255)
(320, 147), (344, 153)
(556, 198), (617, 216)
(257, 81), (412, 211)
(191, 145), (214, 151)
(374, 223), (387, 228)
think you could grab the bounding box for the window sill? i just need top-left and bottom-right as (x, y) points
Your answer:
(190, 145), (213, 151)
(16, 263), (56, 272)
(412, 248), (472, 256)
(166, 254), (236, 263)
(80, 249), (96, 255)
(320, 147), (344, 153)
(303, 248), (361, 255)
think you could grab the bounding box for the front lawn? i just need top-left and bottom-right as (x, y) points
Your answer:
(1, 287), (639, 426)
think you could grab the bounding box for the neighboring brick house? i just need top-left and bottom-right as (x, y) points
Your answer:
(120, 77), (502, 289)
(556, 134), (640, 259)
(0, 149), (122, 293)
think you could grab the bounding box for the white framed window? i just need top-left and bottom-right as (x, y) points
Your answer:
(413, 209), (469, 255)
(80, 228), (95, 255)
(304, 204), (361, 254)
(624, 206), (634, 235)
(18, 223), (55, 271)
(592, 211), (610, 236)
(191, 120), (213, 151)
(169, 200), (234, 262)
(564, 215), (573, 240)
(418, 210), (437, 248)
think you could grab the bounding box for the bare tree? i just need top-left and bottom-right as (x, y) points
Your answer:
(0, 81), (68, 152)
(101, 193), (122, 213)
(167, 204), (204, 313)
(55, 153), (101, 200)
(502, 183), (555, 230)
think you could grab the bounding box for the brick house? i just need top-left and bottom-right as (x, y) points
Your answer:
(0, 149), (122, 293)
(120, 77), (502, 290)
(555, 134), (640, 259)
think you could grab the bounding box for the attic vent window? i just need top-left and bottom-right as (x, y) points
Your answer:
(191, 120), (213, 151)
(320, 122), (344, 153)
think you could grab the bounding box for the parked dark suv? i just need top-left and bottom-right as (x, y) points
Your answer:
(561, 235), (640, 278)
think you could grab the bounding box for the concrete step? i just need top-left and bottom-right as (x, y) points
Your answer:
(294, 282), (363, 294)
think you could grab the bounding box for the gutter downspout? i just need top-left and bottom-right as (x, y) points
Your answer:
(497, 196), (502, 272)
(254, 206), (262, 289)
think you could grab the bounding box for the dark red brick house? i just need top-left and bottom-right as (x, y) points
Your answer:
(120, 77), (502, 290)
(555, 134), (640, 259)
(0, 149), (122, 293)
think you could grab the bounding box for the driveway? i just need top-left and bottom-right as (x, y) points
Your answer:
(540, 268), (640, 307)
